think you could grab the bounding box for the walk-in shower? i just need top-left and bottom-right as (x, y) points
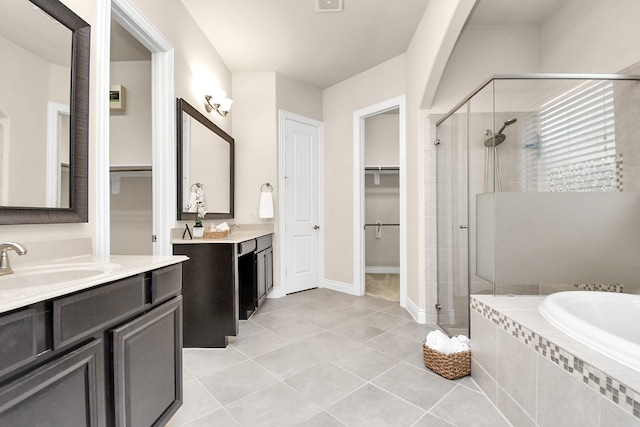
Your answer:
(483, 118), (517, 192)
(434, 74), (640, 337)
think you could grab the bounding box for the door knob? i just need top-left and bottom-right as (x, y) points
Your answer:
(313, 225), (320, 230)
(459, 225), (468, 229)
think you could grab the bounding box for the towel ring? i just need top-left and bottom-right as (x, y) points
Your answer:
(261, 182), (273, 192)
(191, 182), (203, 191)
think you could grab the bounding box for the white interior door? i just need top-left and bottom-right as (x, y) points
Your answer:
(282, 112), (321, 294)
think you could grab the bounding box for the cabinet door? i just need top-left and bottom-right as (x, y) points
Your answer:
(266, 246), (273, 293)
(111, 297), (183, 427)
(0, 307), (38, 378)
(256, 250), (267, 303)
(0, 339), (104, 427)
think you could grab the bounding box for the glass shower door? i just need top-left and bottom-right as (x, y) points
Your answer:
(436, 108), (470, 337)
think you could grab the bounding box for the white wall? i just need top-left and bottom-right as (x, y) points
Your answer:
(540, 0), (640, 74)
(109, 60), (152, 166)
(276, 74), (323, 122)
(231, 72), (278, 227)
(431, 24), (540, 112)
(322, 55), (406, 288)
(365, 113), (399, 166)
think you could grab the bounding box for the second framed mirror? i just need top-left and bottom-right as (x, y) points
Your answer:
(177, 98), (234, 220)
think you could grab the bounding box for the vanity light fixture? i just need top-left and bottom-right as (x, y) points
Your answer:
(204, 89), (233, 117)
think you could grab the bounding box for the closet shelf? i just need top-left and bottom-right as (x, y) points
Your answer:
(110, 165), (152, 194)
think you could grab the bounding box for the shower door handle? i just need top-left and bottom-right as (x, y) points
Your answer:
(459, 225), (468, 229)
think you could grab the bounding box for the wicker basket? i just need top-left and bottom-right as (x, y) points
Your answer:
(204, 230), (229, 239)
(422, 341), (471, 380)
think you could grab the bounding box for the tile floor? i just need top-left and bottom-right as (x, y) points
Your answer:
(166, 288), (511, 426)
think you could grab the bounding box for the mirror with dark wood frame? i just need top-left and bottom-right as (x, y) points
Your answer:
(0, 0), (89, 224)
(177, 98), (234, 220)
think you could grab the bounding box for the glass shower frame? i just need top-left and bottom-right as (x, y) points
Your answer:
(435, 73), (640, 336)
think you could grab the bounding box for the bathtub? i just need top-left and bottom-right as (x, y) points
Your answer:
(539, 291), (640, 371)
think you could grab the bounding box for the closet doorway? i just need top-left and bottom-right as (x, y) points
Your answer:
(354, 96), (406, 306)
(108, 18), (153, 255)
(364, 110), (400, 301)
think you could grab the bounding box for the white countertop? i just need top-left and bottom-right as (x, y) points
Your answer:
(0, 254), (188, 314)
(171, 229), (273, 245)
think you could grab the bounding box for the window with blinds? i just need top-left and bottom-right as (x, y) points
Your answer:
(536, 81), (618, 192)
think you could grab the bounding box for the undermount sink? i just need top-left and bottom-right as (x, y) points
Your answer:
(0, 262), (119, 289)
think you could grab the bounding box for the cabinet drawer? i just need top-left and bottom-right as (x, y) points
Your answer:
(53, 275), (145, 349)
(150, 264), (182, 304)
(238, 239), (256, 255)
(256, 235), (272, 252)
(0, 308), (38, 378)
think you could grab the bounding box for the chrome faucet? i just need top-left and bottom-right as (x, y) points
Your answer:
(229, 224), (240, 234)
(0, 242), (28, 276)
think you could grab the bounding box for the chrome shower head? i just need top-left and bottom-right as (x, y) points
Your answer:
(497, 118), (517, 134)
(484, 118), (517, 147)
(483, 133), (506, 147)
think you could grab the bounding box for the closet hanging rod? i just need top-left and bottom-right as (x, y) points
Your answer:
(110, 165), (152, 172)
(364, 223), (400, 227)
(364, 166), (399, 171)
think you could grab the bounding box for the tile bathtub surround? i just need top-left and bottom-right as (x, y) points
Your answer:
(168, 289), (510, 426)
(471, 295), (640, 426)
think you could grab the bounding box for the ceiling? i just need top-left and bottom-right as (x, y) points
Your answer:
(468, 0), (567, 25)
(180, 0), (431, 89)
(110, 0), (568, 89)
(0, 0), (71, 66)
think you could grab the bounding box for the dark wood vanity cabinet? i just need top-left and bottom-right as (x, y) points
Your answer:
(0, 263), (184, 427)
(173, 234), (273, 348)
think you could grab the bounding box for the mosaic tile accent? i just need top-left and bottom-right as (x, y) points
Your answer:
(573, 283), (623, 293)
(617, 153), (624, 192)
(471, 297), (640, 420)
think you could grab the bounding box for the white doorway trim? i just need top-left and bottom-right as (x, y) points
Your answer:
(0, 117), (9, 205)
(46, 102), (69, 208)
(95, 0), (175, 255)
(353, 95), (407, 306)
(277, 110), (324, 297)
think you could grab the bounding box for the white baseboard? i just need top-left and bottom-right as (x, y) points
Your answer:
(266, 286), (286, 299)
(364, 266), (400, 274)
(322, 279), (360, 296)
(405, 296), (428, 324)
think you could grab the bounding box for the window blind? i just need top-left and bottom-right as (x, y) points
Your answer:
(537, 81), (618, 192)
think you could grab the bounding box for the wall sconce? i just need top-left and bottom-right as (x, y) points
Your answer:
(204, 89), (233, 117)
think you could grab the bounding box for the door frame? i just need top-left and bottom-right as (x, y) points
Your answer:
(95, 0), (175, 255)
(46, 102), (69, 208)
(353, 95), (407, 306)
(277, 110), (324, 297)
